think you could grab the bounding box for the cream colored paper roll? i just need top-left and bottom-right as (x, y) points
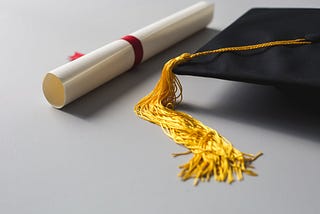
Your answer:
(42, 2), (214, 108)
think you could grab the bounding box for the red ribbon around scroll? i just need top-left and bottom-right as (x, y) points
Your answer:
(121, 35), (144, 67)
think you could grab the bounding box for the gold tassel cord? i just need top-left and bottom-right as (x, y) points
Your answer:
(134, 38), (311, 185)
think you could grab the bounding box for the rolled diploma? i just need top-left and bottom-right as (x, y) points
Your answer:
(42, 1), (214, 108)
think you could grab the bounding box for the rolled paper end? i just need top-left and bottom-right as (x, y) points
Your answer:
(42, 73), (65, 108)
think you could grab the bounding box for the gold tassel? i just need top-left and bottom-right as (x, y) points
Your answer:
(134, 38), (311, 185)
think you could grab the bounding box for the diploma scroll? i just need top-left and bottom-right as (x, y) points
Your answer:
(42, 1), (214, 108)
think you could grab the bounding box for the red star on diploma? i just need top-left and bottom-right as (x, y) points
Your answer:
(69, 52), (85, 61)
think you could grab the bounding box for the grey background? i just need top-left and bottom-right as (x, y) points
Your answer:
(1, 0), (320, 213)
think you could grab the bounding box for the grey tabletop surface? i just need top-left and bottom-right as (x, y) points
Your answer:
(1, 0), (320, 213)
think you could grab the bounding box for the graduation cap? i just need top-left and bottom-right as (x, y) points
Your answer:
(134, 8), (320, 185)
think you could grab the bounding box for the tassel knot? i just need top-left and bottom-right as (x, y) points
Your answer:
(175, 53), (192, 62)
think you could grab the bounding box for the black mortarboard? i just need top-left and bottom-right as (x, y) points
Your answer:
(135, 8), (319, 185)
(174, 8), (320, 88)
